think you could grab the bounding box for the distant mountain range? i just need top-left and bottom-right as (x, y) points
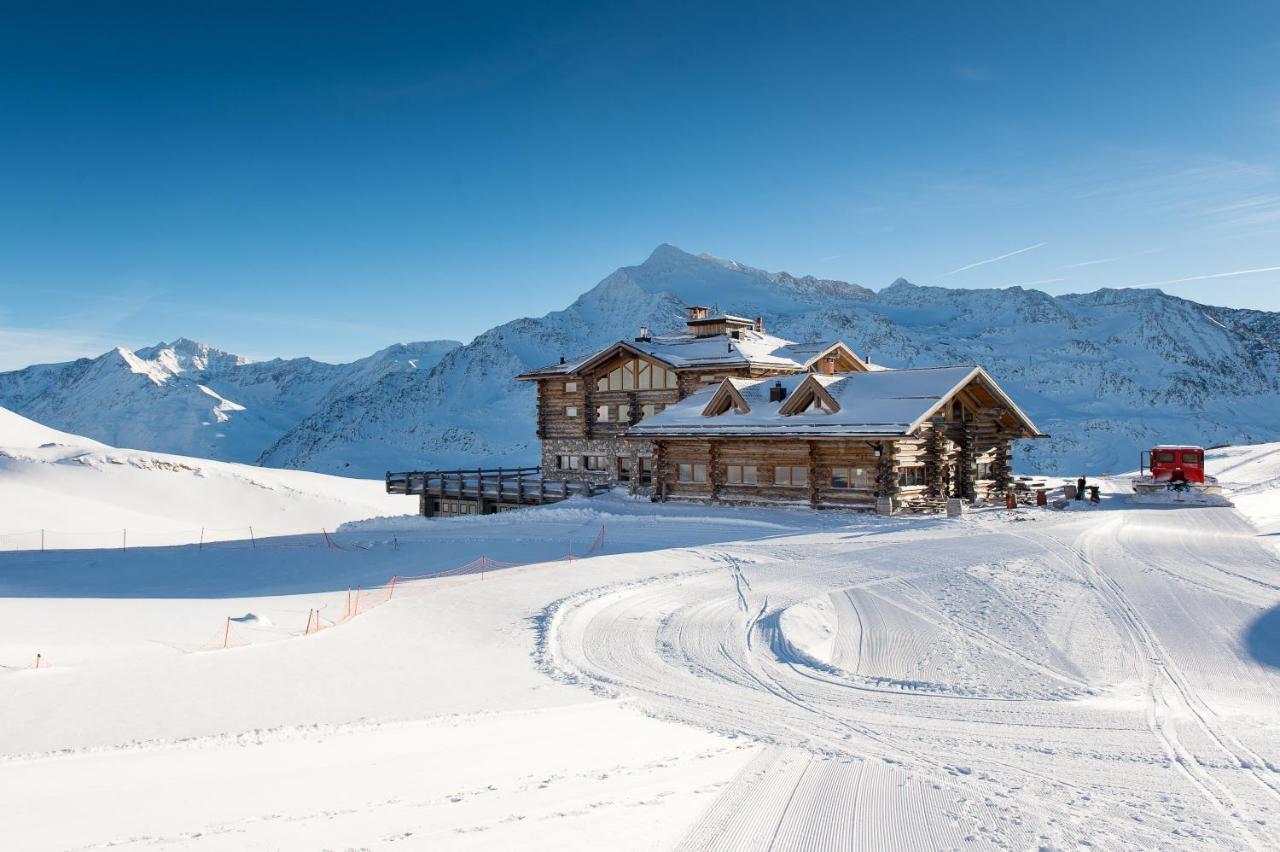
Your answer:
(4, 244), (1279, 476)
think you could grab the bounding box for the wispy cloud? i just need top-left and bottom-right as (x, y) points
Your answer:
(0, 327), (121, 371)
(1061, 247), (1162, 269)
(1121, 265), (1280, 289)
(938, 242), (1046, 278)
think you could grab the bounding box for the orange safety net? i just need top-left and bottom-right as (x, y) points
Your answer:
(196, 525), (607, 651)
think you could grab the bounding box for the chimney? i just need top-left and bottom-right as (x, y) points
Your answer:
(754, 316), (764, 333)
(769, 381), (787, 403)
(559, 355), (565, 365)
(687, 305), (708, 321)
(818, 356), (837, 376)
(635, 324), (651, 342)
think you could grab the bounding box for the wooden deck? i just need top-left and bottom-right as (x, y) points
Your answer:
(386, 467), (608, 516)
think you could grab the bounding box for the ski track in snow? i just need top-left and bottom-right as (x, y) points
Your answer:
(545, 505), (1280, 850)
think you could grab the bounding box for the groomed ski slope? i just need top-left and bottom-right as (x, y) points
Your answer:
(1, 440), (1278, 849)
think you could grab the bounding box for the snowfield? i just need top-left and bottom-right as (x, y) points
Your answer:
(0, 406), (405, 550)
(2, 421), (1279, 849)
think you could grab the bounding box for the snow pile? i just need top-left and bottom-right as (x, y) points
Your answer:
(0, 407), (408, 548)
(1207, 442), (1280, 534)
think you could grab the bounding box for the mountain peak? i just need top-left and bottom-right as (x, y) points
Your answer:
(644, 243), (698, 264)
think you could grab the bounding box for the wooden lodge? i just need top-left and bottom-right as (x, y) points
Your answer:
(516, 307), (1044, 513)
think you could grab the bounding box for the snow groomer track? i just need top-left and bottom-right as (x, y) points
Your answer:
(546, 505), (1280, 850)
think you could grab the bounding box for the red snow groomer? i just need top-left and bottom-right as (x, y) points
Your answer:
(1132, 445), (1223, 496)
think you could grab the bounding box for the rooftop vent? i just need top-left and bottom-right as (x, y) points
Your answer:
(769, 381), (787, 403)
(559, 355), (566, 365)
(754, 316), (764, 332)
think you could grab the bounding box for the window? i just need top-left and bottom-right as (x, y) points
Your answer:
(639, 457), (654, 485)
(1181, 452), (1201, 466)
(617, 457), (632, 481)
(977, 462), (994, 480)
(1156, 451), (1175, 463)
(725, 464), (758, 485)
(596, 404), (610, 422)
(564, 381), (577, 393)
(775, 465), (808, 486)
(585, 455), (608, 471)
(678, 463), (707, 483)
(830, 466), (866, 489)
(617, 403), (631, 423)
(565, 406), (578, 417)
(596, 376), (608, 392)
(557, 455), (580, 470)
(596, 358), (677, 392)
(898, 466), (926, 487)
(641, 403), (657, 420)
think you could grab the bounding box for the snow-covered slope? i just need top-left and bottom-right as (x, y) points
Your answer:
(0, 406), (406, 548)
(262, 245), (1280, 476)
(0, 337), (460, 465)
(1208, 442), (1280, 536)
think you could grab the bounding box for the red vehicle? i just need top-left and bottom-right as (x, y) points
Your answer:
(1133, 444), (1221, 495)
(1143, 445), (1205, 484)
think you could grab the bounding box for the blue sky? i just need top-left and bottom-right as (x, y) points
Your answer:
(2, 1), (1279, 369)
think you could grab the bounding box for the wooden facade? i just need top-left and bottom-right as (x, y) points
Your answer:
(517, 309), (1041, 513)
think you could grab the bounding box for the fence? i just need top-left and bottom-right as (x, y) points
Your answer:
(7, 526), (608, 668)
(0, 526), (351, 553)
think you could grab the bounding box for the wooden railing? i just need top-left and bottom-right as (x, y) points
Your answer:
(385, 466), (608, 506)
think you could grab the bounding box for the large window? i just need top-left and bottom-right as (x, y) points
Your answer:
(775, 465), (808, 487)
(830, 466), (866, 489)
(557, 455), (580, 470)
(725, 464), (758, 485)
(977, 462), (994, 480)
(596, 404), (610, 422)
(585, 455), (609, 471)
(898, 466), (925, 487)
(596, 358), (678, 391)
(678, 463), (707, 483)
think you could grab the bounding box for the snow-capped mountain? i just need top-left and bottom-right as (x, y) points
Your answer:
(0, 337), (460, 463)
(4, 244), (1279, 477)
(256, 244), (1280, 476)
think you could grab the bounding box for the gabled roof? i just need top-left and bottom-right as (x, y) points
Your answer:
(515, 331), (865, 379)
(625, 365), (1044, 439)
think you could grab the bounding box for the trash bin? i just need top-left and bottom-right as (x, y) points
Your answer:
(946, 498), (962, 518)
(1036, 489), (1047, 507)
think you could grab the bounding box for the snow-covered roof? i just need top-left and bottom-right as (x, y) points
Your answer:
(516, 331), (861, 378)
(624, 365), (1043, 438)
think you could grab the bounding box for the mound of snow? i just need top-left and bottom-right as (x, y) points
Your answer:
(0, 406), (105, 450)
(1207, 442), (1280, 534)
(0, 406), (409, 549)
